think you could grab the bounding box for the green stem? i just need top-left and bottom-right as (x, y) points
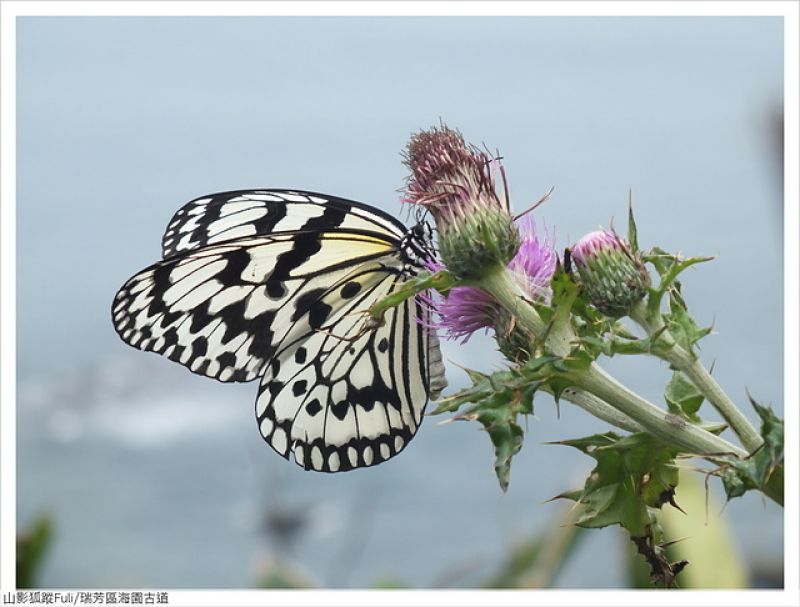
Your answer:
(630, 301), (763, 454)
(543, 386), (644, 433)
(481, 269), (747, 458)
(572, 365), (746, 457)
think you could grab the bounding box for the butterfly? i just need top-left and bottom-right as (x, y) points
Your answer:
(112, 189), (447, 472)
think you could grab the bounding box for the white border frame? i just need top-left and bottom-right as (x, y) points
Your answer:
(1, 2), (797, 606)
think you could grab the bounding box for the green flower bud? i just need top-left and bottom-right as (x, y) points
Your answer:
(494, 307), (537, 364)
(571, 230), (650, 318)
(438, 206), (520, 280)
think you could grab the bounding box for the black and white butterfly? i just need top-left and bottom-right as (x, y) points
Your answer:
(112, 190), (447, 472)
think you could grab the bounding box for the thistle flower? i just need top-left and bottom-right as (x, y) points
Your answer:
(432, 283), (498, 344)
(570, 229), (650, 318)
(403, 125), (520, 280)
(508, 217), (558, 304)
(430, 219), (557, 352)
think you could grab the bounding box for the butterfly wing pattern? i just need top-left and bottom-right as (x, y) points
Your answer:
(112, 190), (446, 471)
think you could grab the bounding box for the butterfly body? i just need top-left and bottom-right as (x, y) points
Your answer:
(113, 190), (446, 471)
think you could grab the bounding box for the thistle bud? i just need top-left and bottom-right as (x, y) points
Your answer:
(403, 125), (520, 280)
(494, 307), (538, 364)
(429, 219), (557, 360)
(570, 230), (649, 318)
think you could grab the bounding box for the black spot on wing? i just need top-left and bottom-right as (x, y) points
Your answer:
(340, 281), (361, 299)
(305, 399), (322, 416)
(292, 380), (308, 396)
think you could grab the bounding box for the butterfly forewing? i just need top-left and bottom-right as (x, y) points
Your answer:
(113, 189), (446, 472)
(113, 232), (398, 382)
(161, 189), (406, 259)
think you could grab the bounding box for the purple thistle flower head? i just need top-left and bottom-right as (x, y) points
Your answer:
(403, 125), (506, 223)
(570, 229), (622, 268)
(420, 259), (497, 343)
(402, 124), (520, 280)
(507, 217), (557, 303)
(435, 286), (499, 344)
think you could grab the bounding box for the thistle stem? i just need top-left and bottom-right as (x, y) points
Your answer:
(548, 386), (644, 433)
(481, 269), (748, 458)
(629, 301), (763, 454)
(571, 364), (746, 457)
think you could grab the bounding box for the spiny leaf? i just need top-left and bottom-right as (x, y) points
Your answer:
(549, 265), (580, 327)
(553, 432), (687, 586)
(664, 372), (704, 422)
(479, 407), (525, 492)
(720, 397), (784, 501)
(642, 248), (713, 319)
(664, 294), (713, 355)
(429, 365), (538, 491)
(553, 432), (681, 537)
(627, 192), (639, 253)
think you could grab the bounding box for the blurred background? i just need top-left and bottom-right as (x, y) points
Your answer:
(16, 16), (784, 588)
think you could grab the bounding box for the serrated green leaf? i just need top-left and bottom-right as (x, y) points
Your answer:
(552, 432), (620, 452)
(664, 371), (704, 421)
(642, 248), (713, 322)
(664, 295), (712, 354)
(563, 347), (595, 371)
(429, 364), (542, 491)
(554, 432), (680, 537)
(523, 353), (559, 374)
(479, 407), (525, 492)
(720, 398), (784, 502)
(554, 432), (688, 586)
(463, 366), (490, 384)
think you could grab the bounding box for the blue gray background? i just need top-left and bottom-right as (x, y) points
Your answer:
(17, 16), (783, 587)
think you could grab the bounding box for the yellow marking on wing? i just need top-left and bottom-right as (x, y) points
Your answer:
(320, 232), (396, 248)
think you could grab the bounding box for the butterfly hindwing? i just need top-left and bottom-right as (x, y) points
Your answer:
(255, 269), (434, 471)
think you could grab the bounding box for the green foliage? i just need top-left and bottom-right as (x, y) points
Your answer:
(663, 292), (713, 356)
(628, 469), (749, 588)
(627, 192), (640, 254)
(554, 433), (680, 535)
(432, 366), (538, 491)
(553, 432), (689, 586)
(17, 514), (54, 589)
(641, 247), (714, 354)
(549, 264), (580, 329)
(719, 396), (784, 502)
(664, 372), (704, 422)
